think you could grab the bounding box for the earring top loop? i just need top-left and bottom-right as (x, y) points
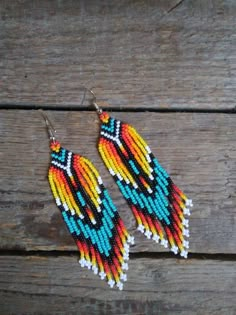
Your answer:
(80, 87), (103, 114)
(39, 109), (57, 142)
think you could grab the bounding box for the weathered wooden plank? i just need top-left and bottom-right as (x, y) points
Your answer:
(0, 255), (235, 315)
(0, 0), (235, 109)
(0, 110), (235, 253)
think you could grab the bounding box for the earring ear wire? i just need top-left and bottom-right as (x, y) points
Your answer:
(80, 87), (103, 114)
(39, 109), (57, 142)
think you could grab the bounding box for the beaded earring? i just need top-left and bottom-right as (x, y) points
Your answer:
(40, 110), (134, 290)
(85, 89), (193, 258)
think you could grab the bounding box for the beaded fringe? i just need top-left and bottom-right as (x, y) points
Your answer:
(48, 141), (134, 290)
(98, 112), (193, 258)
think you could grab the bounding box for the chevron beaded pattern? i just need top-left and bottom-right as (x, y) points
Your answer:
(48, 141), (134, 290)
(98, 112), (193, 258)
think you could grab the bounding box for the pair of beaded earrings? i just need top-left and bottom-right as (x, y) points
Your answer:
(41, 89), (192, 291)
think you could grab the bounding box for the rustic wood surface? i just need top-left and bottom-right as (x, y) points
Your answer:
(0, 0), (236, 110)
(0, 256), (235, 315)
(1, 0), (236, 314)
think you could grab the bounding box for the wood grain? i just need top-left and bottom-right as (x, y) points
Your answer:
(1, 1), (236, 313)
(0, 255), (235, 315)
(0, 0), (235, 110)
(0, 110), (235, 253)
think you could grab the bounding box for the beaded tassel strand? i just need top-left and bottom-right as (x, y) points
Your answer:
(41, 110), (134, 290)
(98, 112), (193, 258)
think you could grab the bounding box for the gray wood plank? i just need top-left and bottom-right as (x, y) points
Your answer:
(0, 110), (235, 253)
(0, 255), (235, 315)
(0, 0), (235, 109)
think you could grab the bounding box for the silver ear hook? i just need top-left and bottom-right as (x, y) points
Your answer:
(39, 109), (57, 142)
(80, 87), (103, 114)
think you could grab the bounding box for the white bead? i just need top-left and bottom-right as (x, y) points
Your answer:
(66, 167), (72, 177)
(127, 235), (135, 245)
(137, 224), (145, 233)
(146, 154), (151, 163)
(186, 199), (193, 207)
(116, 140), (122, 147)
(183, 218), (189, 227)
(144, 230), (152, 239)
(152, 235), (160, 243)
(63, 202), (69, 211)
(183, 228), (190, 237)
(117, 173), (123, 181)
(183, 240), (189, 249)
(92, 266), (98, 275)
(120, 273), (127, 282)
(96, 186), (101, 194)
(56, 198), (61, 206)
(149, 174), (154, 180)
(98, 176), (103, 185)
(161, 239), (168, 248)
(124, 243), (130, 251)
(124, 247), (129, 256)
(99, 271), (106, 280)
(183, 207), (191, 216)
(109, 168), (115, 176)
(117, 281), (123, 290)
(171, 246), (179, 255)
(121, 262), (129, 271)
(180, 250), (188, 259)
(86, 261), (92, 269)
(124, 253), (129, 260)
(108, 279), (115, 288)
(79, 258), (86, 267)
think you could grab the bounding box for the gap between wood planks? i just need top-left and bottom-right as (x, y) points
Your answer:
(0, 104), (236, 113)
(0, 250), (235, 262)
